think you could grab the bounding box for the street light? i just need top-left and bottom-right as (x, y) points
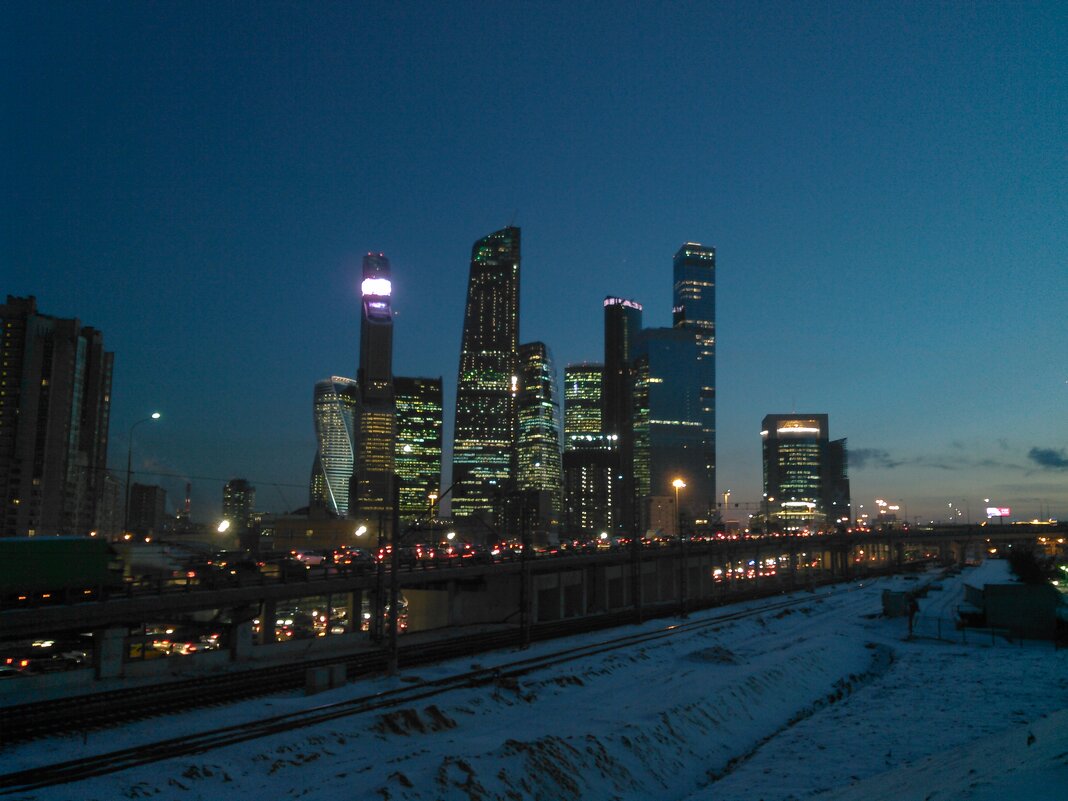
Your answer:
(217, 520), (231, 533)
(354, 525), (367, 538)
(123, 412), (161, 540)
(673, 478), (687, 618)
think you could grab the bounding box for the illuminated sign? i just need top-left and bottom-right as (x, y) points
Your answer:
(603, 297), (643, 311)
(986, 507), (1011, 518)
(361, 278), (392, 297)
(776, 426), (821, 435)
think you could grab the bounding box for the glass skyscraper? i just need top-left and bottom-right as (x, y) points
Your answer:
(602, 297), (643, 533)
(761, 414), (850, 529)
(516, 342), (562, 535)
(563, 363), (602, 440)
(353, 253), (396, 521)
(672, 242), (716, 516)
(632, 326), (709, 527)
(452, 227), (521, 525)
(394, 376), (443, 524)
(310, 377), (359, 517)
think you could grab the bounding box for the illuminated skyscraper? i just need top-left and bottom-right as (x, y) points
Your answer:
(562, 434), (616, 536)
(761, 414), (850, 529)
(0, 296), (113, 537)
(602, 297), (642, 532)
(672, 242), (716, 514)
(222, 478), (255, 529)
(563, 363), (602, 441)
(452, 227), (521, 526)
(394, 376), (443, 523)
(516, 342), (562, 537)
(353, 253), (396, 521)
(310, 377), (358, 517)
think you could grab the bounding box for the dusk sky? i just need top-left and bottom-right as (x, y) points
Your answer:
(5, 2), (1066, 523)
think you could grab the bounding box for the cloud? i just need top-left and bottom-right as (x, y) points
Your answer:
(1028, 447), (1068, 470)
(850, 448), (905, 470)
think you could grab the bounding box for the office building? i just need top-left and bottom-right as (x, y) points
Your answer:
(353, 253), (396, 522)
(310, 377), (359, 517)
(0, 296), (113, 537)
(515, 342), (562, 538)
(452, 227), (521, 529)
(222, 478), (256, 529)
(602, 297), (643, 533)
(563, 363), (602, 441)
(672, 242), (716, 514)
(632, 326), (709, 529)
(760, 414), (850, 529)
(129, 483), (166, 537)
(394, 376), (443, 523)
(562, 434), (616, 536)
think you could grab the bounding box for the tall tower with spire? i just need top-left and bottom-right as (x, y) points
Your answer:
(451, 227), (521, 529)
(352, 253), (396, 527)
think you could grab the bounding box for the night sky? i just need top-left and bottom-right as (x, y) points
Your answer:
(5, 2), (1066, 523)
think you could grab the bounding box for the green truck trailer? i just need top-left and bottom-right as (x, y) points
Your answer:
(0, 536), (123, 601)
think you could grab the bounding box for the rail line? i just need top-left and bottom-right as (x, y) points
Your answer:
(0, 582), (872, 795)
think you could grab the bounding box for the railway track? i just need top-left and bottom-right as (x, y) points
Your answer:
(0, 584), (869, 795)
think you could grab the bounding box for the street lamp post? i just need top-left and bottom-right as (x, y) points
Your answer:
(673, 478), (687, 619)
(123, 412), (160, 540)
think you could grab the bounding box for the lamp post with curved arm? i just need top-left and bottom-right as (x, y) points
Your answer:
(123, 412), (160, 539)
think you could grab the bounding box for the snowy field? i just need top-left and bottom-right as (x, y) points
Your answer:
(3, 564), (1066, 801)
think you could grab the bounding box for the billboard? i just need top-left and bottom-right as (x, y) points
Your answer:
(985, 507), (1011, 518)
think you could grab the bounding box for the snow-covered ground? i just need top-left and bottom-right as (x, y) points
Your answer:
(4, 564), (1066, 800)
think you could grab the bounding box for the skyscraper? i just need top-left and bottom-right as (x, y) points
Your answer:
(353, 253), (396, 522)
(129, 483), (166, 538)
(632, 326), (708, 528)
(761, 414), (850, 529)
(452, 227), (521, 527)
(602, 297), (642, 533)
(563, 363), (602, 440)
(310, 377), (359, 517)
(515, 342), (562, 538)
(0, 296), (113, 537)
(222, 478), (256, 529)
(672, 242), (716, 517)
(562, 434), (616, 536)
(394, 376), (443, 524)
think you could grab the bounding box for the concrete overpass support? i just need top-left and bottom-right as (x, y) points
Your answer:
(404, 588), (451, 632)
(93, 626), (126, 679)
(561, 570), (585, 618)
(534, 574), (562, 622)
(259, 599), (277, 645)
(445, 574), (522, 626)
(230, 620), (254, 661)
(640, 561), (658, 606)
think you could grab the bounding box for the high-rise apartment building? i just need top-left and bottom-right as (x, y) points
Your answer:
(129, 483), (166, 537)
(353, 253), (396, 521)
(515, 342), (562, 537)
(563, 363), (602, 440)
(760, 414), (850, 529)
(222, 478), (256, 528)
(672, 242), (716, 516)
(0, 296), (113, 537)
(602, 297), (643, 533)
(632, 326), (709, 528)
(310, 377), (359, 517)
(394, 376), (443, 523)
(452, 227), (521, 527)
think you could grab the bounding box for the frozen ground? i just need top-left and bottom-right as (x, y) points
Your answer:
(4, 564), (1066, 801)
